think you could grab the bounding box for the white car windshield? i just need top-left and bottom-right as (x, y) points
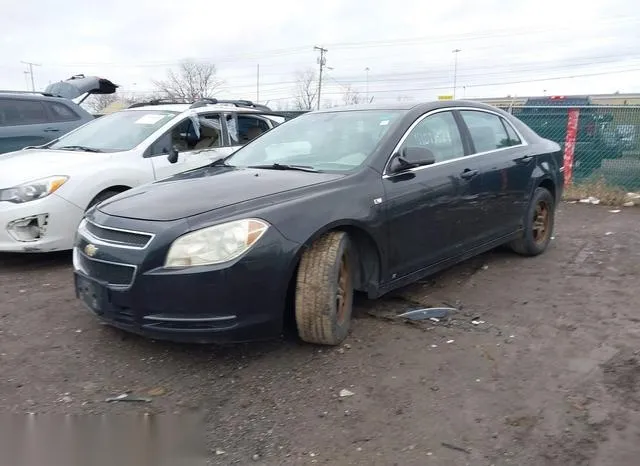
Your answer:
(225, 110), (405, 172)
(48, 110), (178, 152)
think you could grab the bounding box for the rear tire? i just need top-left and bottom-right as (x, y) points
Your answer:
(510, 187), (555, 256)
(295, 231), (354, 345)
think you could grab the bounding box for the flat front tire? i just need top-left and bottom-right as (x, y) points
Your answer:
(510, 187), (555, 256)
(295, 231), (354, 345)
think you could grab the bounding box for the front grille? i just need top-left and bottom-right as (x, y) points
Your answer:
(75, 251), (136, 286)
(83, 220), (153, 249)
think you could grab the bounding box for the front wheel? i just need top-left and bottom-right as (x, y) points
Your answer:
(510, 187), (555, 256)
(295, 231), (354, 345)
(86, 190), (122, 212)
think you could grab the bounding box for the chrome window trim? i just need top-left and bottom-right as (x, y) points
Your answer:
(79, 218), (155, 250)
(382, 106), (529, 178)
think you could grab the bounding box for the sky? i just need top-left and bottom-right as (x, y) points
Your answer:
(1, 0), (639, 108)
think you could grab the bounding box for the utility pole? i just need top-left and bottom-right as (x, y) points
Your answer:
(452, 49), (461, 99)
(314, 46), (328, 110)
(365, 67), (370, 102)
(256, 64), (260, 102)
(21, 61), (41, 92)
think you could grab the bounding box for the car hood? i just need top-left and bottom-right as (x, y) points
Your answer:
(0, 149), (112, 188)
(98, 166), (345, 222)
(44, 75), (118, 100)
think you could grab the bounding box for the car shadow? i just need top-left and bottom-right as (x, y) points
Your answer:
(0, 251), (72, 271)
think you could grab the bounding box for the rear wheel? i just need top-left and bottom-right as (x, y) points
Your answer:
(295, 231), (354, 345)
(510, 187), (555, 256)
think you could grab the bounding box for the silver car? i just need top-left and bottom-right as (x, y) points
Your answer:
(0, 74), (117, 154)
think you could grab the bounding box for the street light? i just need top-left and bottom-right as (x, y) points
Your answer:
(452, 49), (461, 99)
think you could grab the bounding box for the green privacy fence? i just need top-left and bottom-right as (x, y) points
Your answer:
(498, 104), (640, 191)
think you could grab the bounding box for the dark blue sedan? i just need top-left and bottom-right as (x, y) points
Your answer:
(73, 100), (563, 346)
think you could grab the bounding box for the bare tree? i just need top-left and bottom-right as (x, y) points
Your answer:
(293, 68), (318, 110)
(341, 85), (362, 106)
(153, 60), (223, 102)
(86, 93), (118, 113)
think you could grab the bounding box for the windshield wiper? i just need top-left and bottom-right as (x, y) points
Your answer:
(56, 145), (103, 153)
(210, 157), (231, 167)
(248, 163), (320, 173)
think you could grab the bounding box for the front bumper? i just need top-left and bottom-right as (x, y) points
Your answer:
(0, 194), (84, 252)
(73, 215), (299, 344)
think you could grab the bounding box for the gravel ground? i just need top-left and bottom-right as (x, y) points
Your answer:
(1, 203), (639, 465)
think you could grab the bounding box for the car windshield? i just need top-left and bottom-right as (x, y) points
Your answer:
(225, 110), (405, 172)
(48, 110), (178, 152)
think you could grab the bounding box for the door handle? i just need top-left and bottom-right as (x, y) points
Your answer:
(43, 127), (60, 132)
(460, 168), (478, 179)
(515, 155), (533, 164)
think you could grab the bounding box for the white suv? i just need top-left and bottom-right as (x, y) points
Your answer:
(0, 99), (288, 253)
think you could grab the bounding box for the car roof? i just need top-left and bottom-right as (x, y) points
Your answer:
(312, 100), (507, 114)
(0, 92), (80, 104)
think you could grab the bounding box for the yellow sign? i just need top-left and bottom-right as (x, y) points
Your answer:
(438, 95), (453, 100)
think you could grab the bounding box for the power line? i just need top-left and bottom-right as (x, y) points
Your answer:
(251, 66), (640, 101)
(212, 57), (640, 95)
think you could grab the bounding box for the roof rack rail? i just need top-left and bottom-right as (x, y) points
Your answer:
(189, 98), (272, 112)
(128, 99), (189, 108)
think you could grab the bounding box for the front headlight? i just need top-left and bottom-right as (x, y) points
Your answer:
(164, 218), (269, 268)
(0, 176), (69, 204)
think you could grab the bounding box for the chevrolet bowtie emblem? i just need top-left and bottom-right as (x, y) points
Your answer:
(84, 244), (98, 257)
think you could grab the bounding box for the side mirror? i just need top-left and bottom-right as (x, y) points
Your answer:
(167, 146), (179, 164)
(389, 147), (436, 173)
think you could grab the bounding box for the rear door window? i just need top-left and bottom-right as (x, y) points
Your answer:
(459, 110), (512, 153)
(0, 99), (49, 126)
(225, 114), (271, 146)
(46, 102), (80, 122)
(501, 119), (522, 145)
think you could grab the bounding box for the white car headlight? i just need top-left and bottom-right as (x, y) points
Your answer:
(165, 219), (269, 268)
(0, 176), (69, 204)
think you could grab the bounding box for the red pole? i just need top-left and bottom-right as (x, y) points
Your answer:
(563, 108), (580, 184)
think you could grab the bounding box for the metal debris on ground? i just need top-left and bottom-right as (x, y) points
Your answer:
(441, 442), (471, 454)
(623, 201), (635, 207)
(105, 393), (152, 403)
(609, 209), (621, 213)
(471, 320), (486, 325)
(397, 307), (456, 321)
(605, 232), (615, 236)
(579, 197), (601, 205)
(446, 339), (455, 344)
(339, 389), (355, 398)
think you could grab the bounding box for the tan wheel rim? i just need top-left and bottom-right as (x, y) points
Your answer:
(336, 254), (351, 325)
(532, 200), (550, 244)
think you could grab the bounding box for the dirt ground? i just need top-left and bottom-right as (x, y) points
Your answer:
(1, 203), (639, 465)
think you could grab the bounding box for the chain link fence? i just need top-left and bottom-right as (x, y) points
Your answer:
(498, 104), (640, 192)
